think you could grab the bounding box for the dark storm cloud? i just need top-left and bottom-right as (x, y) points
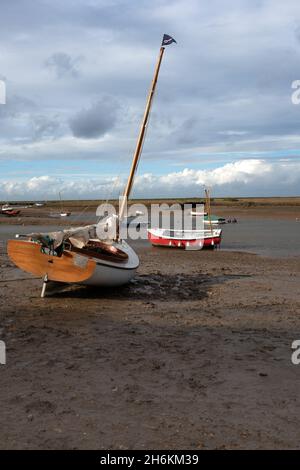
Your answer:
(69, 96), (119, 139)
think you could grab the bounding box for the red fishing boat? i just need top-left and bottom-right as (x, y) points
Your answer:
(3, 210), (20, 216)
(147, 227), (222, 250)
(1, 206), (20, 217)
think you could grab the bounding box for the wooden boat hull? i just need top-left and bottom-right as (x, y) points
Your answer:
(147, 229), (222, 250)
(7, 239), (139, 286)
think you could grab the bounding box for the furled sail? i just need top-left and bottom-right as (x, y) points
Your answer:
(23, 224), (98, 250)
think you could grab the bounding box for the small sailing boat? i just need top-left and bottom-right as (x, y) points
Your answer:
(58, 192), (71, 217)
(7, 35), (176, 296)
(49, 193), (71, 218)
(190, 189), (226, 224)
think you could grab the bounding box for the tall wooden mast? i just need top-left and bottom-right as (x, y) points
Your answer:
(118, 44), (166, 222)
(205, 188), (214, 236)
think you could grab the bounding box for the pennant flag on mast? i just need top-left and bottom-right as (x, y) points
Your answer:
(162, 34), (177, 46)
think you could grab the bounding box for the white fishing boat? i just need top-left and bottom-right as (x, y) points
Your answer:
(7, 34), (177, 296)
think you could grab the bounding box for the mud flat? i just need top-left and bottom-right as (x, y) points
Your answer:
(1, 197), (300, 226)
(0, 230), (300, 449)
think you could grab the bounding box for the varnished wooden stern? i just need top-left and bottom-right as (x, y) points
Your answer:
(7, 240), (96, 283)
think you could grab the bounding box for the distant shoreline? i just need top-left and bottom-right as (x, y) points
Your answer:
(1, 196), (300, 207)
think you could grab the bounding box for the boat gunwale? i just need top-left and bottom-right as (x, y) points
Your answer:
(148, 227), (222, 241)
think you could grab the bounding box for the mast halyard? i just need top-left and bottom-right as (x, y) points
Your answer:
(118, 35), (176, 228)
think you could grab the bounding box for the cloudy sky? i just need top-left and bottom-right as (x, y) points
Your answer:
(1, 0), (300, 200)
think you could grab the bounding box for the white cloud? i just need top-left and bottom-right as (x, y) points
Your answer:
(1, 159), (299, 200)
(1, 0), (300, 198)
(163, 159), (273, 186)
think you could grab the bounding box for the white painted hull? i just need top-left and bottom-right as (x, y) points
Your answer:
(82, 240), (139, 287)
(82, 261), (137, 286)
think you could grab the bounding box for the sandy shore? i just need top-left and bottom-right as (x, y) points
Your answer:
(0, 233), (300, 449)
